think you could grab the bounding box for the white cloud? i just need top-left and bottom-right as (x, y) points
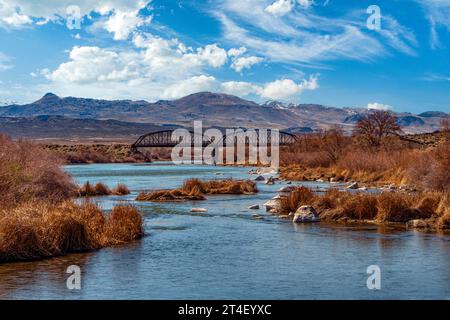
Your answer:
(297, 0), (313, 8)
(215, 0), (418, 66)
(162, 75), (218, 99)
(367, 102), (393, 111)
(227, 46), (246, 57)
(416, 0), (450, 48)
(196, 44), (228, 68)
(221, 81), (258, 96)
(265, 0), (294, 16)
(257, 75), (318, 100)
(0, 52), (13, 71)
(0, 0), (151, 39)
(231, 56), (263, 72)
(105, 9), (150, 40)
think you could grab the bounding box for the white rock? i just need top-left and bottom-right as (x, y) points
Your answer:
(264, 199), (281, 212)
(292, 205), (320, 223)
(406, 219), (428, 228)
(190, 208), (207, 213)
(277, 186), (296, 193)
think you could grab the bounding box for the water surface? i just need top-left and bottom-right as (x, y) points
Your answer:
(0, 163), (449, 299)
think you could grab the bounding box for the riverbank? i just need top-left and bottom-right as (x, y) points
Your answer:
(43, 144), (172, 164)
(0, 135), (144, 263)
(263, 185), (450, 231)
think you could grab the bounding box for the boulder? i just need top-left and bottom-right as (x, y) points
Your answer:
(248, 204), (260, 210)
(346, 182), (359, 189)
(286, 181), (292, 185)
(190, 208), (208, 213)
(264, 199), (281, 212)
(358, 186), (368, 191)
(254, 175), (265, 181)
(330, 178), (338, 183)
(278, 186), (296, 193)
(406, 219), (428, 229)
(292, 205), (320, 223)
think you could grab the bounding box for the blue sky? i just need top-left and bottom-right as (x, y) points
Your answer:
(0, 0), (449, 114)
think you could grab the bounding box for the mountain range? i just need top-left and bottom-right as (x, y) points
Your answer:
(0, 92), (447, 142)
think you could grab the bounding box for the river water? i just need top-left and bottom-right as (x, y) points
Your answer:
(0, 163), (449, 299)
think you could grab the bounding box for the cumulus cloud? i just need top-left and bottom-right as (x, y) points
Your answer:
(257, 75), (318, 100)
(227, 46), (247, 57)
(104, 9), (150, 40)
(0, 0), (151, 39)
(265, 0), (294, 16)
(162, 75), (218, 99)
(231, 56), (263, 72)
(367, 102), (393, 111)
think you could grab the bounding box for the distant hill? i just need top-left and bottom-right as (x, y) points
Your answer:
(0, 92), (448, 140)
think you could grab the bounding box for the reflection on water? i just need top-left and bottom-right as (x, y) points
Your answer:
(0, 163), (449, 299)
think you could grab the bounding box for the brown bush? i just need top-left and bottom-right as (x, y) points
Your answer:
(78, 181), (112, 197)
(112, 183), (130, 195)
(137, 179), (257, 202)
(280, 187), (315, 214)
(0, 201), (144, 262)
(104, 205), (144, 244)
(0, 134), (77, 208)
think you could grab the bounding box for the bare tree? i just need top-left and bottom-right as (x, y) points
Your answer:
(354, 110), (401, 146)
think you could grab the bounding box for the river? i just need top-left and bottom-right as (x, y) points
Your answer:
(0, 163), (449, 299)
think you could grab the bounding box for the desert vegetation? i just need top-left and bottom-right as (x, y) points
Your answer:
(77, 182), (130, 197)
(280, 112), (450, 192)
(278, 111), (449, 230)
(278, 186), (449, 229)
(137, 178), (257, 202)
(44, 144), (172, 164)
(0, 134), (143, 262)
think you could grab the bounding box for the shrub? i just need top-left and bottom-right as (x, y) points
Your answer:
(0, 201), (144, 262)
(280, 186), (315, 214)
(112, 183), (130, 195)
(0, 134), (77, 208)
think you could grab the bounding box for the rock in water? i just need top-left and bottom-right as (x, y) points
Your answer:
(190, 208), (208, 213)
(248, 204), (260, 210)
(292, 205), (320, 223)
(278, 186), (296, 193)
(254, 175), (265, 181)
(346, 182), (359, 189)
(263, 199), (281, 213)
(265, 176), (275, 185)
(406, 219), (428, 229)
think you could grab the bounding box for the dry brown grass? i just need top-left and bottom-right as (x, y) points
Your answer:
(0, 201), (144, 262)
(279, 186), (314, 214)
(136, 178), (257, 202)
(136, 189), (206, 202)
(279, 186), (450, 228)
(78, 182), (131, 197)
(112, 183), (130, 195)
(280, 131), (450, 192)
(0, 134), (77, 208)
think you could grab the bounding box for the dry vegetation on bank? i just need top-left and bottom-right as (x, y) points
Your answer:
(44, 144), (172, 164)
(278, 186), (449, 229)
(136, 178), (257, 202)
(280, 128), (450, 192)
(0, 134), (143, 262)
